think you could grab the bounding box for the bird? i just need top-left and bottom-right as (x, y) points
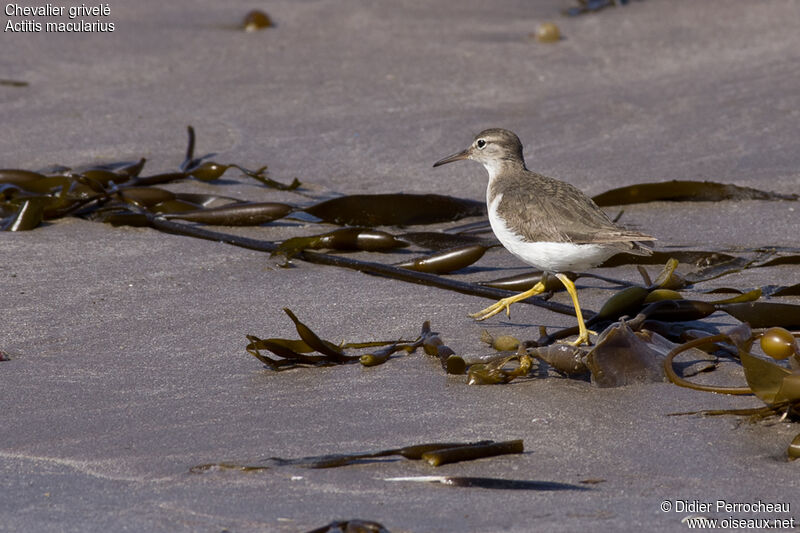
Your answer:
(433, 128), (655, 346)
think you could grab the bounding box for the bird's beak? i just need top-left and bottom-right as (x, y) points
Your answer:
(432, 148), (470, 168)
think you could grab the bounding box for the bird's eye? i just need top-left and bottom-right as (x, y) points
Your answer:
(476, 139), (486, 149)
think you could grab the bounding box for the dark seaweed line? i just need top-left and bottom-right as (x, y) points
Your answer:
(148, 216), (587, 318)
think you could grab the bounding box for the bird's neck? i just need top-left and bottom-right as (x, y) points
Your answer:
(482, 158), (526, 182)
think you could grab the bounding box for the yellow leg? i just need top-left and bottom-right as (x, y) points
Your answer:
(469, 281), (546, 321)
(555, 273), (594, 346)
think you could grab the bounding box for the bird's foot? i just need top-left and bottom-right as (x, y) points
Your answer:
(468, 297), (515, 321)
(468, 282), (547, 322)
(561, 328), (597, 347)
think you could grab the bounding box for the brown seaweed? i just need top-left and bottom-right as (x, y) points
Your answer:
(420, 440), (524, 466)
(130, 172), (189, 186)
(419, 322), (466, 374)
(78, 158), (146, 179)
(601, 250), (738, 269)
(467, 353), (532, 385)
(246, 317), (459, 371)
(292, 441), (495, 468)
(563, 0), (639, 17)
(276, 228), (408, 258)
(789, 433), (800, 461)
(359, 343), (414, 367)
(228, 164), (301, 191)
(757, 255), (800, 268)
(190, 440), (513, 471)
(740, 348), (794, 404)
(639, 299), (717, 322)
(148, 216), (582, 319)
(586, 321), (667, 387)
(180, 126), (300, 189)
(117, 186), (175, 208)
(591, 286), (650, 323)
(531, 315), (722, 386)
(395, 244), (489, 274)
(643, 289), (683, 303)
(592, 180), (798, 206)
(586, 259), (698, 327)
(663, 334), (753, 395)
(172, 193), (240, 208)
(163, 202), (294, 226)
(0, 79), (29, 87)
(397, 231), (487, 250)
(303, 193), (486, 226)
(478, 271), (581, 293)
(246, 337), (333, 368)
(1, 198), (44, 231)
(306, 520), (389, 533)
(719, 302), (800, 328)
(282, 308), (355, 363)
(527, 343), (589, 376)
(768, 284), (800, 297)
(246, 309), (359, 368)
(187, 161), (230, 181)
(0, 126), (304, 231)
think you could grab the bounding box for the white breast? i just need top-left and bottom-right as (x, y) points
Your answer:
(487, 193), (617, 272)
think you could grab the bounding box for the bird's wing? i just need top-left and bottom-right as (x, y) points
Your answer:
(497, 176), (656, 246)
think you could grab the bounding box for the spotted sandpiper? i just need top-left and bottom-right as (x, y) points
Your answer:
(433, 128), (655, 346)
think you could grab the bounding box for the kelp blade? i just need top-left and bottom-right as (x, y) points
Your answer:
(2, 198), (44, 231)
(592, 180), (798, 207)
(720, 302), (800, 328)
(739, 347), (792, 404)
(396, 244), (488, 274)
(164, 202), (293, 226)
(282, 308), (356, 362)
(303, 193), (486, 226)
(421, 440), (524, 466)
(586, 322), (666, 387)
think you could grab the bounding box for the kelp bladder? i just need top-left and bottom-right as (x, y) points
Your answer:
(241, 9), (272, 31)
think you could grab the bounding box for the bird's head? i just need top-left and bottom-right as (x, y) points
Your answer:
(433, 128), (527, 179)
